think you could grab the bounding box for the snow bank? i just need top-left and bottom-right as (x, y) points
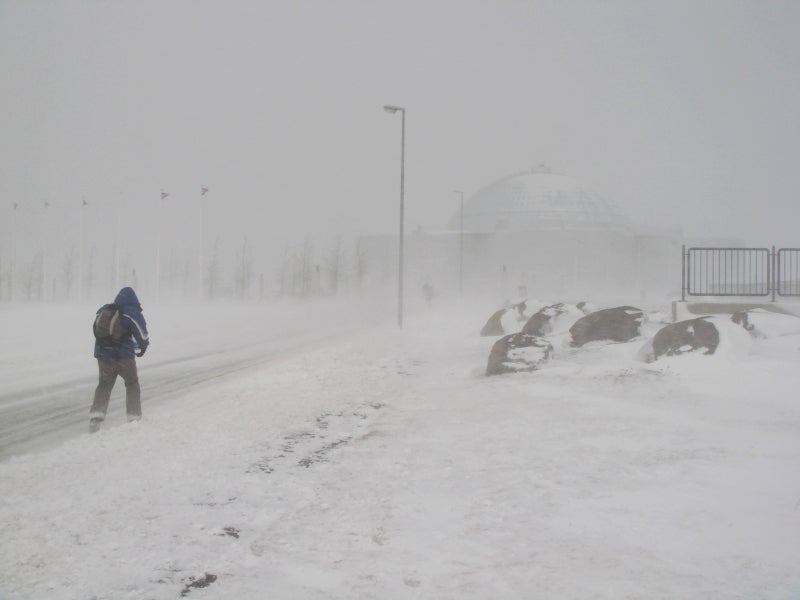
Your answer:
(743, 308), (800, 338)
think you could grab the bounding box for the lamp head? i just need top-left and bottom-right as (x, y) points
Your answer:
(383, 105), (403, 114)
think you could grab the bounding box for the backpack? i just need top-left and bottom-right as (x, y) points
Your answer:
(93, 304), (126, 346)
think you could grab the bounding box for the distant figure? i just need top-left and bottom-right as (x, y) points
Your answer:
(422, 282), (435, 306)
(89, 287), (150, 433)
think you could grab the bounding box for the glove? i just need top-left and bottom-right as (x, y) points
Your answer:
(136, 344), (147, 357)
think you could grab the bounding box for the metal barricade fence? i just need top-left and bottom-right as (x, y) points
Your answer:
(777, 248), (800, 297)
(682, 246), (798, 300)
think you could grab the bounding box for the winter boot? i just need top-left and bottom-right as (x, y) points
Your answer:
(89, 417), (102, 434)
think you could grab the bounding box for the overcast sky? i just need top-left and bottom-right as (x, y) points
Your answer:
(2, 0), (799, 259)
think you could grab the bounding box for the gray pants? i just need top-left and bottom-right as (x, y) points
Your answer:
(90, 358), (141, 420)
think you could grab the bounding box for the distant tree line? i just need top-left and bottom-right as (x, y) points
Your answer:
(274, 236), (369, 299)
(0, 235), (370, 302)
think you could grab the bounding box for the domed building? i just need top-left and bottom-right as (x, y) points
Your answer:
(360, 166), (683, 301)
(451, 165), (631, 234)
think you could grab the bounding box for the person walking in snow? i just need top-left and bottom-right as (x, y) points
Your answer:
(422, 282), (434, 306)
(89, 287), (150, 433)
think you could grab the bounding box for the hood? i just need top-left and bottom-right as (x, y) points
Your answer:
(114, 287), (141, 308)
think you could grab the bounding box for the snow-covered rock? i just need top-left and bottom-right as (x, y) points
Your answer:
(640, 315), (753, 362)
(732, 308), (800, 338)
(569, 306), (645, 347)
(479, 299), (541, 337)
(643, 317), (720, 361)
(521, 302), (590, 337)
(486, 333), (553, 376)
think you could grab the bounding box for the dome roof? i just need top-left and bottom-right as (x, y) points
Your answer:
(453, 166), (630, 233)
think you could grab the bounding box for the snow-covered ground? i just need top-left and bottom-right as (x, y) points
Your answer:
(0, 298), (390, 459)
(1, 298), (799, 599)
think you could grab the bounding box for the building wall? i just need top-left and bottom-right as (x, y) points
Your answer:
(360, 228), (683, 302)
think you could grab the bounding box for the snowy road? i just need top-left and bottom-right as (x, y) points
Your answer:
(1, 338), (315, 460)
(0, 298), (391, 461)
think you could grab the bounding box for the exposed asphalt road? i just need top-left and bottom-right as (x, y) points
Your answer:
(0, 328), (367, 462)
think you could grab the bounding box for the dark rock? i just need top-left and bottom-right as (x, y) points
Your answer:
(480, 308), (507, 336)
(731, 310), (754, 332)
(650, 317), (720, 359)
(569, 306), (645, 347)
(181, 573), (217, 597)
(486, 333), (553, 376)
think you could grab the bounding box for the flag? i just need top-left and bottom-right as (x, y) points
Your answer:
(201, 186), (209, 196)
(161, 190), (169, 200)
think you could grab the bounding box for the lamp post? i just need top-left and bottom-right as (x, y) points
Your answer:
(114, 194), (122, 289)
(199, 186), (208, 300)
(384, 104), (406, 328)
(9, 202), (18, 300)
(157, 189), (169, 301)
(42, 200), (50, 301)
(79, 197), (86, 301)
(454, 189), (464, 296)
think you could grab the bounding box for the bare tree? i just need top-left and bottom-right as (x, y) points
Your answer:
(276, 246), (291, 298)
(353, 236), (368, 289)
(326, 236), (344, 296)
(85, 247), (96, 298)
(122, 254), (132, 288)
(179, 255), (192, 298)
(273, 240), (322, 298)
(298, 239), (314, 297)
(24, 254), (43, 301)
(234, 237), (253, 300)
(206, 238), (221, 299)
(61, 246), (77, 300)
(110, 242), (117, 291)
(0, 248), (11, 302)
(289, 247), (299, 296)
(0, 248), (5, 301)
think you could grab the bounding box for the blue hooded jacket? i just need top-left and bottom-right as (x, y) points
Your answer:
(94, 287), (150, 359)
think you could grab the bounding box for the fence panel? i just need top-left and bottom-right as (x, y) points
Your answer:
(685, 247), (771, 297)
(777, 248), (800, 297)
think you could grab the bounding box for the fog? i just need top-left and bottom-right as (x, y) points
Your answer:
(2, 0), (799, 301)
(2, 5), (800, 593)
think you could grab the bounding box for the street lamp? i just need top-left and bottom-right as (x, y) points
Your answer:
(384, 104), (406, 328)
(454, 189), (464, 296)
(10, 202), (18, 300)
(199, 186), (209, 299)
